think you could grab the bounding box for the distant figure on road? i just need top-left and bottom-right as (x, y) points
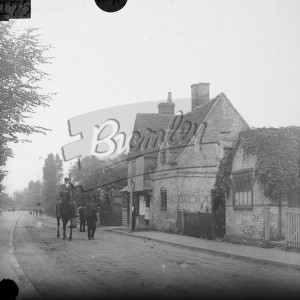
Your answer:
(79, 204), (87, 232)
(0, 278), (19, 300)
(86, 200), (98, 240)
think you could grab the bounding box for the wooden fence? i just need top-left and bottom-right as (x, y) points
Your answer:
(285, 208), (300, 248)
(177, 210), (225, 240)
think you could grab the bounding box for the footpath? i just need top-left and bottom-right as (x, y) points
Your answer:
(103, 226), (300, 270)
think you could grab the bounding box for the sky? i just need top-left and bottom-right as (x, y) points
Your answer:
(2, 0), (300, 196)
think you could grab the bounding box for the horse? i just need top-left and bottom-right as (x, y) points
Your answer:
(56, 200), (74, 241)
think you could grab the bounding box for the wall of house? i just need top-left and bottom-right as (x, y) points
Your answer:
(151, 96), (249, 233)
(225, 146), (287, 245)
(151, 165), (218, 232)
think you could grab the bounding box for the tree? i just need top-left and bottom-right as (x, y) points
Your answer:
(43, 153), (63, 215)
(25, 180), (44, 208)
(13, 188), (27, 209)
(69, 154), (128, 205)
(55, 154), (64, 185)
(0, 192), (13, 208)
(0, 22), (53, 191)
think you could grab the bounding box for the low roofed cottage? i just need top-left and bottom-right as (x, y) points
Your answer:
(223, 127), (300, 247)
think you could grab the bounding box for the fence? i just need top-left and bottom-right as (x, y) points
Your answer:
(177, 210), (225, 239)
(285, 208), (300, 248)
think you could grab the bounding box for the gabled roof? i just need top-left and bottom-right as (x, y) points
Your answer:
(128, 93), (249, 163)
(127, 113), (174, 160)
(167, 95), (220, 163)
(167, 93), (250, 164)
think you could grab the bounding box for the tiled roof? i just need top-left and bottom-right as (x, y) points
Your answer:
(128, 113), (174, 160)
(168, 95), (220, 163)
(128, 93), (231, 162)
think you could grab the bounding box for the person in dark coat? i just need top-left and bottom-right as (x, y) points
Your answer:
(79, 204), (87, 232)
(132, 205), (136, 231)
(86, 200), (98, 240)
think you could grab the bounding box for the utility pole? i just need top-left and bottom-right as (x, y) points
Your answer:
(129, 178), (134, 233)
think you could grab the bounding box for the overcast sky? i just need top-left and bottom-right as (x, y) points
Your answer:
(3, 0), (300, 195)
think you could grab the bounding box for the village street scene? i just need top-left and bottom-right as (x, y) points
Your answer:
(1, 1), (300, 300)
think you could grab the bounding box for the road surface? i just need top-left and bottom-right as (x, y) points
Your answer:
(1, 211), (300, 300)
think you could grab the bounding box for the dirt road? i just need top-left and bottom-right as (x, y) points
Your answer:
(6, 211), (300, 299)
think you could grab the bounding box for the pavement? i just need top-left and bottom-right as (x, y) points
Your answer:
(103, 226), (300, 270)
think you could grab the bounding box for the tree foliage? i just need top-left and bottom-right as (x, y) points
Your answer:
(214, 127), (300, 203)
(69, 154), (128, 205)
(25, 180), (44, 207)
(0, 22), (53, 191)
(240, 127), (300, 202)
(0, 192), (13, 208)
(42, 153), (63, 215)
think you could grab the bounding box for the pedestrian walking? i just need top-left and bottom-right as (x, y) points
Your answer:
(79, 204), (87, 232)
(86, 200), (98, 240)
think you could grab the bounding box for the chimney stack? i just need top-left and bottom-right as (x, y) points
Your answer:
(191, 82), (210, 111)
(158, 92), (175, 114)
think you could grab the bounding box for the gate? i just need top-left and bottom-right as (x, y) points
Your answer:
(177, 210), (225, 240)
(213, 210), (226, 238)
(285, 208), (300, 248)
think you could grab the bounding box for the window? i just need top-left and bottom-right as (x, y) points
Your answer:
(131, 160), (136, 177)
(233, 170), (253, 209)
(160, 187), (167, 211)
(160, 151), (166, 164)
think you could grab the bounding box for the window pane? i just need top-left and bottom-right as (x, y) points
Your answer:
(243, 192), (247, 205)
(247, 191), (252, 205)
(247, 177), (252, 189)
(238, 192), (241, 205)
(235, 192), (238, 205)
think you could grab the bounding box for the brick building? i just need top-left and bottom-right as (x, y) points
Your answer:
(126, 82), (249, 233)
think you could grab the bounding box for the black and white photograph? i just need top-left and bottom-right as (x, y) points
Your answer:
(0, 1), (300, 300)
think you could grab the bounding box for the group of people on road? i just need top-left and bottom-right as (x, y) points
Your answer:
(59, 177), (99, 240)
(29, 208), (43, 216)
(78, 201), (99, 240)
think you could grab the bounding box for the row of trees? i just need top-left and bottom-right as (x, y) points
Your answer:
(11, 153), (62, 214)
(11, 152), (128, 215)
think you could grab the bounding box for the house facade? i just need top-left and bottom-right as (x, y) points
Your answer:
(127, 82), (249, 234)
(225, 128), (300, 247)
(225, 144), (287, 246)
(151, 85), (249, 233)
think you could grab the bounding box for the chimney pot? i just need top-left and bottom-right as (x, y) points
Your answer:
(158, 92), (175, 115)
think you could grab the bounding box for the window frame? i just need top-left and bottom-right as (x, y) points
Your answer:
(232, 169), (253, 210)
(160, 151), (166, 164)
(131, 160), (136, 177)
(160, 187), (167, 211)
